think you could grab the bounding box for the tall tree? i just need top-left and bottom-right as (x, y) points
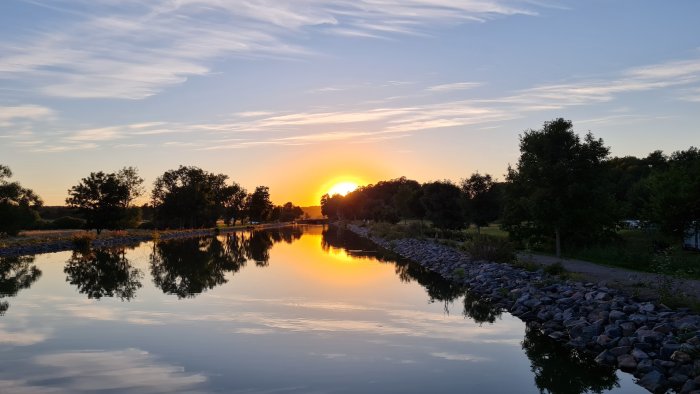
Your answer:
(151, 165), (229, 228)
(461, 172), (501, 233)
(502, 118), (616, 257)
(221, 182), (247, 225)
(66, 170), (139, 234)
(247, 186), (273, 222)
(0, 165), (42, 236)
(644, 147), (700, 242)
(421, 181), (466, 230)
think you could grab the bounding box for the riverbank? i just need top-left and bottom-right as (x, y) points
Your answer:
(0, 223), (294, 257)
(347, 223), (700, 393)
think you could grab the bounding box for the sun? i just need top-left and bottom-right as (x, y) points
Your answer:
(327, 181), (358, 196)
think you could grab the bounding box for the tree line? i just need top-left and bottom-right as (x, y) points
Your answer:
(321, 118), (699, 257)
(0, 164), (305, 236)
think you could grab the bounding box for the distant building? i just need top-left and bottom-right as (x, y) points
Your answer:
(685, 224), (700, 251)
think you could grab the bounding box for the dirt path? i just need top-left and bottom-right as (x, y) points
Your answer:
(520, 252), (700, 301)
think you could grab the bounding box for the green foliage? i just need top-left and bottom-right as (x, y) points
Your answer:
(151, 165), (234, 228)
(421, 180), (466, 230)
(0, 164), (42, 236)
(461, 172), (502, 231)
(66, 168), (143, 233)
(502, 118), (617, 257)
(644, 147), (700, 239)
(461, 235), (516, 263)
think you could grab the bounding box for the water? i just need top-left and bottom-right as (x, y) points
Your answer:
(0, 225), (645, 393)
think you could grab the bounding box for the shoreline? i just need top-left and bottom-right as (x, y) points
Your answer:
(345, 223), (700, 393)
(0, 222), (297, 258)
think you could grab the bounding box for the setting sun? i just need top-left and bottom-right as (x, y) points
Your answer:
(327, 181), (358, 196)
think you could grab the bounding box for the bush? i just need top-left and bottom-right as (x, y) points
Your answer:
(138, 221), (155, 230)
(462, 235), (516, 263)
(72, 231), (96, 251)
(52, 216), (86, 229)
(543, 262), (566, 276)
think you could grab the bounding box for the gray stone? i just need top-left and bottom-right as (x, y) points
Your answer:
(632, 347), (650, 360)
(609, 346), (632, 357)
(638, 370), (667, 393)
(617, 354), (637, 371)
(673, 351), (693, 364)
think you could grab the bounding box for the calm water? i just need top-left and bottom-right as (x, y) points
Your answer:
(0, 225), (645, 394)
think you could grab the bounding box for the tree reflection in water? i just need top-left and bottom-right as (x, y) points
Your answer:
(150, 228), (302, 298)
(0, 255), (41, 315)
(65, 248), (143, 301)
(462, 291), (502, 325)
(522, 323), (619, 394)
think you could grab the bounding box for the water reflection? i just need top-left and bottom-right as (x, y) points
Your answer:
(65, 248), (143, 301)
(0, 255), (41, 315)
(149, 228), (302, 298)
(462, 292), (502, 325)
(522, 323), (620, 394)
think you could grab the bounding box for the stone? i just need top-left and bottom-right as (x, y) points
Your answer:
(673, 351), (693, 364)
(595, 350), (615, 365)
(609, 346), (632, 357)
(632, 347), (650, 360)
(638, 370), (667, 393)
(680, 379), (697, 394)
(617, 354), (637, 371)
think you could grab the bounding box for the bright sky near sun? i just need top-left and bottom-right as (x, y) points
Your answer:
(0, 1), (699, 206)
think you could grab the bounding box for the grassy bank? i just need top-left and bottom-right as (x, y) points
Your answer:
(364, 221), (700, 279)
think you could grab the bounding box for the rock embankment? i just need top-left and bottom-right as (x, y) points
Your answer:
(348, 224), (700, 394)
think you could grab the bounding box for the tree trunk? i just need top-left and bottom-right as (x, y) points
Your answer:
(555, 228), (561, 258)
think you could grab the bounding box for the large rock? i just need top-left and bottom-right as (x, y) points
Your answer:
(638, 370), (667, 393)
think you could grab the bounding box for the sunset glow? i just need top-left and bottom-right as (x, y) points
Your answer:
(327, 181), (358, 197)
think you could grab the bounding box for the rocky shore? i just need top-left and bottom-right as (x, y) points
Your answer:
(348, 224), (700, 394)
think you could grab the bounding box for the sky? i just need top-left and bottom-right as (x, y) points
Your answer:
(1, 0), (699, 206)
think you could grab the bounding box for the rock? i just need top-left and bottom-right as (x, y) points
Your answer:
(617, 354), (637, 371)
(609, 346), (632, 357)
(638, 370), (667, 393)
(632, 347), (650, 360)
(680, 379), (697, 394)
(595, 350), (616, 365)
(609, 310), (626, 322)
(637, 358), (654, 374)
(662, 344), (682, 360)
(673, 351), (693, 364)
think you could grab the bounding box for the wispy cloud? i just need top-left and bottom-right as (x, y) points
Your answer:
(0, 0), (539, 99)
(427, 82), (483, 92)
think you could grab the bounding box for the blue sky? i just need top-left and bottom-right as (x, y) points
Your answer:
(1, 0), (699, 205)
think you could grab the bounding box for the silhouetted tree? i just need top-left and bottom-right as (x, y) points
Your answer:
(270, 202), (304, 222)
(221, 182), (247, 225)
(64, 248), (143, 300)
(421, 181), (466, 230)
(151, 165), (231, 228)
(644, 147), (700, 242)
(246, 186), (273, 222)
(0, 165), (42, 236)
(67, 168), (143, 234)
(461, 172), (501, 233)
(502, 119), (616, 257)
(462, 291), (501, 325)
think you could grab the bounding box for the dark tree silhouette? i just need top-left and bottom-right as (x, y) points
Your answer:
(421, 181), (466, 230)
(270, 202), (304, 222)
(503, 119), (616, 257)
(66, 168), (143, 233)
(0, 255), (42, 315)
(221, 182), (247, 225)
(246, 186), (273, 223)
(462, 291), (502, 325)
(461, 172), (501, 233)
(64, 248), (143, 300)
(0, 165), (42, 236)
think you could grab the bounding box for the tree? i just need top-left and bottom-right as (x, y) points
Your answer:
(66, 168), (142, 234)
(420, 181), (466, 230)
(246, 186), (273, 222)
(502, 118), (616, 257)
(221, 182), (247, 225)
(64, 248), (143, 300)
(644, 147), (700, 241)
(0, 165), (42, 236)
(270, 202), (304, 222)
(461, 172), (501, 233)
(151, 166), (230, 228)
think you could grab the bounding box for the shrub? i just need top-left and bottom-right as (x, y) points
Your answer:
(543, 262), (566, 276)
(52, 216), (87, 229)
(462, 235), (516, 263)
(72, 231), (96, 251)
(138, 221), (155, 230)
